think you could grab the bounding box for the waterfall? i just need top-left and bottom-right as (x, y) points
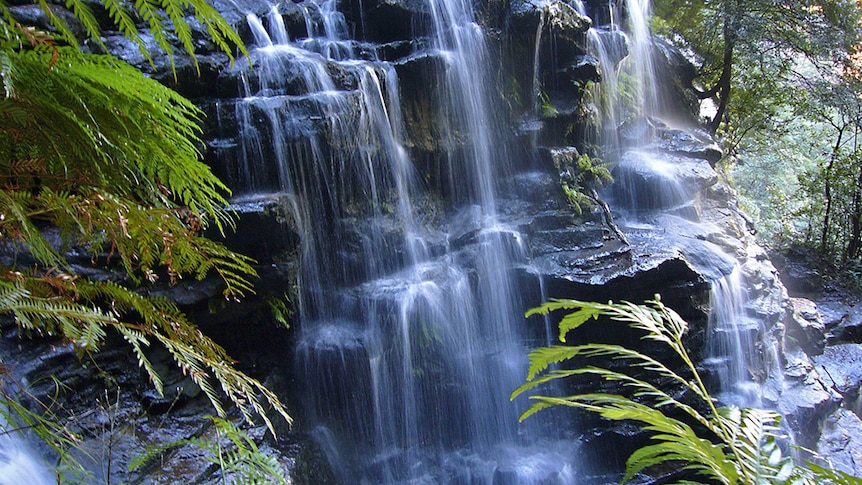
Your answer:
(583, 0), (662, 155)
(230, 2), (578, 482)
(586, 0), (776, 411)
(624, 0), (658, 118)
(704, 268), (764, 407)
(586, 26), (627, 152)
(531, 10), (547, 117)
(0, 412), (54, 485)
(221, 0), (785, 480)
(424, 0), (505, 212)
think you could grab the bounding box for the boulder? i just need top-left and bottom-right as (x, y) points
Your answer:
(787, 297), (827, 355)
(651, 127), (723, 165)
(610, 150), (717, 213)
(565, 54), (602, 84)
(650, 37), (700, 121)
(813, 343), (862, 418)
(817, 409), (862, 477)
(830, 303), (862, 344)
(8, 4), (87, 39)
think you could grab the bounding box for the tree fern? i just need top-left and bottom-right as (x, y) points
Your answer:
(513, 297), (852, 484)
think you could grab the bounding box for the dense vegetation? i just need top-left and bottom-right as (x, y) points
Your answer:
(652, 0), (862, 278)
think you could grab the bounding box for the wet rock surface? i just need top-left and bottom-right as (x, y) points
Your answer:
(0, 320), (328, 484)
(818, 409), (862, 476)
(814, 344), (862, 417)
(770, 253), (862, 467)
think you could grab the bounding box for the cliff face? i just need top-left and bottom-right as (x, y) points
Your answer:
(3, 0), (861, 482)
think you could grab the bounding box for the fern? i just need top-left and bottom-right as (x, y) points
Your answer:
(0, 0), (289, 439)
(0, 273), (291, 433)
(514, 297), (853, 484)
(0, 0), (292, 471)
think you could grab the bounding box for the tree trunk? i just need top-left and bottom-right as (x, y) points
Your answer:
(707, 28), (734, 134)
(846, 155), (862, 259)
(821, 128), (845, 253)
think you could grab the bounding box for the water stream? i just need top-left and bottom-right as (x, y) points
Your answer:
(0, 412), (54, 485)
(582, 0), (775, 411)
(232, 2), (578, 483)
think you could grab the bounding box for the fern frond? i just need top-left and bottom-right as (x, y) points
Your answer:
(74, 280), (291, 433)
(0, 278), (116, 351)
(115, 325), (163, 395)
(524, 298), (598, 318)
(35, 0), (78, 46)
(720, 407), (793, 483)
(62, 0), (103, 43)
(524, 393), (737, 484)
(129, 416), (288, 484)
(10, 0), (245, 73)
(184, 0), (248, 61)
(101, 0), (150, 65)
(805, 462), (862, 485)
(162, 0), (197, 74)
(515, 297), (829, 484)
(516, 339), (712, 404)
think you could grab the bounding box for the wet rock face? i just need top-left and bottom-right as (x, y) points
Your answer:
(818, 409), (862, 476)
(814, 344), (862, 418)
(830, 303), (862, 343)
(788, 297), (827, 355)
(779, 349), (843, 450)
(0, 322), (328, 484)
(760, 292), (862, 465)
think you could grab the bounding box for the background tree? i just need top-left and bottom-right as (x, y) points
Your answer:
(652, 0), (862, 138)
(654, 0), (862, 274)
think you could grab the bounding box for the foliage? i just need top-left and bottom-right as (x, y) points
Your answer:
(653, 0), (862, 267)
(267, 293), (295, 329)
(732, 70), (862, 265)
(652, 0), (862, 135)
(129, 415), (289, 485)
(559, 153), (612, 215)
(0, 0), (291, 454)
(512, 297), (858, 484)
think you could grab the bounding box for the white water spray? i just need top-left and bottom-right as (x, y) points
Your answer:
(232, 2), (578, 482)
(0, 412), (54, 485)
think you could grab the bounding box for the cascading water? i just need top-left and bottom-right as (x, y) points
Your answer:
(228, 1), (578, 483)
(0, 412), (54, 485)
(583, 0), (664, 153)
(704, 268), (765, 407)
(584, 0), (778, 410)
